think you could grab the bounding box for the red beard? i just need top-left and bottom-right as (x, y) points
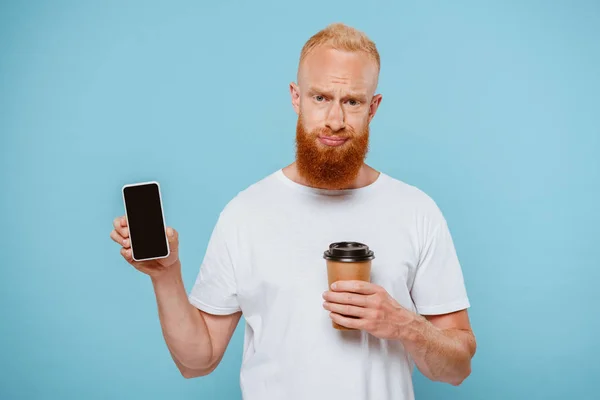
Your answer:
(295, 115), (370, 190)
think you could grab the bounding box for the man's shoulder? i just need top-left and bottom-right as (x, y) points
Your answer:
(379, 171), (445, 220)
(381, 172), (437, 203)
(217, 169), (282, 219)
(234, 168), (281, 200)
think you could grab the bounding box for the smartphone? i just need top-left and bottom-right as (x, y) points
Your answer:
(121, 181), (170, 262)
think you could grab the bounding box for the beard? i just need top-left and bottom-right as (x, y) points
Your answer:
(295, 114), (370, 190)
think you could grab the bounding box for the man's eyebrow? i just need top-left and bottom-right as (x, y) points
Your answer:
(345, 92), (368, 102)
(307, 86), (332, 95)
(307, 86), (368, 101)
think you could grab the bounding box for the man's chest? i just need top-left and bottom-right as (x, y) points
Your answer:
(233, 212), (421, 315)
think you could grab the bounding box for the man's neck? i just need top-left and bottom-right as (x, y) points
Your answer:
(282, 162), (380, 190)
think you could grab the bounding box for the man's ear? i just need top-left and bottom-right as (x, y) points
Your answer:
(368, 94), (383, 123)
(290, 82), (300, 115)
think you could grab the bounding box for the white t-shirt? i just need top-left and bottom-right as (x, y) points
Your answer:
(188, 168), (470, 400)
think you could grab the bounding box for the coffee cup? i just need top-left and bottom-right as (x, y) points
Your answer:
(324, 241), (375, 330)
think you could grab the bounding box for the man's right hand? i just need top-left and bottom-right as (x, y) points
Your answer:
(110, 215), (181, 279)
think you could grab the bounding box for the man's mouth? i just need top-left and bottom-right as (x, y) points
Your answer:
(318, 135), (349, 147)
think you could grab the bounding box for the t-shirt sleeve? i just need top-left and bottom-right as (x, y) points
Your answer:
(410, 217), (470, 315)
(188, 212), (241, 315)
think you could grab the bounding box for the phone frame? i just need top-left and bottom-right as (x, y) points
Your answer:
(121, 180), (171, 262)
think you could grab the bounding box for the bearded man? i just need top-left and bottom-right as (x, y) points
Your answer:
(111, 22), (476, 400)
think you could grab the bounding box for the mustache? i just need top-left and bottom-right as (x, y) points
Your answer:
(310, 126), (355, 139)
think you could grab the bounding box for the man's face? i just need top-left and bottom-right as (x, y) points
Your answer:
(290, 46), (382, 189)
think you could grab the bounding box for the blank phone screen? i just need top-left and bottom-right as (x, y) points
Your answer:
(123, 183), (169, 261)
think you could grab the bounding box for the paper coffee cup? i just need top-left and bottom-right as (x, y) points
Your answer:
(324, 242), (375, 330)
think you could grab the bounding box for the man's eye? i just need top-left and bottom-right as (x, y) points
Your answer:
(315, 95), (325, 102)
(347, 99), (359, 106)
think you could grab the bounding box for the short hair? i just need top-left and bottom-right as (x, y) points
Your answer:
(298, 23), (380, 72)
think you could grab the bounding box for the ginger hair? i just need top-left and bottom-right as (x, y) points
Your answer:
(298, 23), (380, 72)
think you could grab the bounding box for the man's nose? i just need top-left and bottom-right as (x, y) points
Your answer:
(325, 103), (346, 132)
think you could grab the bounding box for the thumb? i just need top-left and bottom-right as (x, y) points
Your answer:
(167, 227), (178, 245)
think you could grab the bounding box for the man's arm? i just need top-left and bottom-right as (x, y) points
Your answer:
(110, 216), (240, 378)
(151, 262), (242, 378)
(323, 281), (476, 386)
(401, 309), (476, 386)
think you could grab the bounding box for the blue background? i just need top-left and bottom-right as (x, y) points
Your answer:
(1, 1), (599, 399)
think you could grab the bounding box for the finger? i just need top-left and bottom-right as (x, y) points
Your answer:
(166, 227), (178, 251)
(330, 280), (379, 294)
(110, 229), (126, 246)
(323, 301), (367, 318)
(329, 312), (364, 330)
(113, 217), (129, 237)
(120, 247), (134, 262)
(113, 217), (122, 230)
(322, 291), (368, 307)
(120, 226), (129, 238)
(114, 215), (127, 228)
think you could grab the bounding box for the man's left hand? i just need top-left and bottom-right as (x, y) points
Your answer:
(322, 280), (419, 341)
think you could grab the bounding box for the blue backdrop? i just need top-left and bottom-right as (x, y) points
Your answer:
(1, 1), (598, 399)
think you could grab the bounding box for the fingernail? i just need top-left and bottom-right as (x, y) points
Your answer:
(123, 239), (127, 246)
(331, 283), (337, 290)
(167, 228), (173, 237)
